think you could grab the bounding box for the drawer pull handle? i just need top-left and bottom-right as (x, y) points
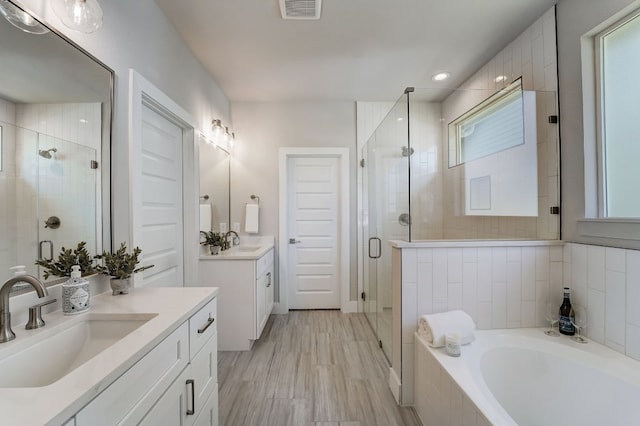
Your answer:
(186, 379), (195, 415)
(197, 316), (215, 334)
(266, 272), (272, 288)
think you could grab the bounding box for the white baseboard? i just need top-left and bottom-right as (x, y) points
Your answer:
(272, 302), (288, 315)
(342, 300), (358, 313)
(389, 367), (402, 404)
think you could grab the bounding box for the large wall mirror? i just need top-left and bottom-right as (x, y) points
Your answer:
(198, 135), (230, 238)
(0, 0), (112, 285)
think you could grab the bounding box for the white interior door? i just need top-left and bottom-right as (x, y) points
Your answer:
(287, 156), (341, 309)
(137, 104), (183, 287)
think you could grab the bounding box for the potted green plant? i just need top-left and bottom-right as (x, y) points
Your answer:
(35, 241), (96, 279)
(95, 242), (154, 295)
(200, 231), (225, 255)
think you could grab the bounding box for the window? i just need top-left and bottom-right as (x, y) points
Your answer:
(597, 10), (640, 218)
(448, 80), (525, 167)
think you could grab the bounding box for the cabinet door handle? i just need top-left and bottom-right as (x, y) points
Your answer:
(186, 379), (195, 415)
(266, 272), (271, 287)
(197, 316), (215, 334)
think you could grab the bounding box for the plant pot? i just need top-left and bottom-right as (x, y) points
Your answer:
(110, 278), (131, 295)
(209, 245), (221, 255)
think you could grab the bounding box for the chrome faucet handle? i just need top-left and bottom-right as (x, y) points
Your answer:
(26, 299), (57, 330)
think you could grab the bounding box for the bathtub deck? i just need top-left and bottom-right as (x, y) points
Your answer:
(218, 310), (421, 425)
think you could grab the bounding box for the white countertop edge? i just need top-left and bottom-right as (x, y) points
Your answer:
(390, 239), (565, 249)
(199, 242), (274, 260)
(0, 286), (219, 426)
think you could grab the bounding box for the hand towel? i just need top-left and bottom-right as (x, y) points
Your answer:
(418, 310), (476, 348)
(245, 204), (259, 234)
(199, 204), (212, 232)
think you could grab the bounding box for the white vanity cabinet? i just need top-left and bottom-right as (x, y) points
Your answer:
(75, 296), (218, 426)
(197, 247), (274, 351)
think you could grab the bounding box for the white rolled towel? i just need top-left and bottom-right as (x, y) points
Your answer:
(418, 310), (476, 348)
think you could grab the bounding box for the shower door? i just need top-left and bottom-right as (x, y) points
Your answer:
(361, 96), (410, 362)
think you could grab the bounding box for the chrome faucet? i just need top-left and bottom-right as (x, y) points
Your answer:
(0, 275), (48, 343)
(223, 230), (239, 250)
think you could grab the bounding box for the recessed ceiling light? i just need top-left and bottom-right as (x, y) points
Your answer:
(494, 75), (508, 83)
(432, 72), (450, 82)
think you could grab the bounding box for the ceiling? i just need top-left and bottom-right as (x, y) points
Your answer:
(155, 0), (558, 102)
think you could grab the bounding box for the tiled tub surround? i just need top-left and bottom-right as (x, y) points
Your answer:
(392, 240), (564, 405)
(563, 243), (640, 360)
(397, 240), (640, 410)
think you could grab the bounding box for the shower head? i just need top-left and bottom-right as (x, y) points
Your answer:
(38, 148), (57, 159)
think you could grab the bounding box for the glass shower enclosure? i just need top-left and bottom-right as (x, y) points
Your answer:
(361, 85), (560, 362)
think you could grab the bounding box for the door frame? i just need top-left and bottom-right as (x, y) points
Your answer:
(278, 147), (352, 313)
(129, 69), (198, 287)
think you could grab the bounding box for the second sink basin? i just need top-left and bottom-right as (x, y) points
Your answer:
(0, 312), (156, 388)
(236, 246), (261, 252)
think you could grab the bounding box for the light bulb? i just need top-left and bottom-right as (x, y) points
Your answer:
(0, 0), (49, 34)
(51, 0), (103, 33)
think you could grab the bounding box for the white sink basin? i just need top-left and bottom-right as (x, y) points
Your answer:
(0, 313), (156, 388)
(236, 246), (261, 252)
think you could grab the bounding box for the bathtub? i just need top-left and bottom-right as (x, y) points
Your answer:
(414, 328), (640, 426)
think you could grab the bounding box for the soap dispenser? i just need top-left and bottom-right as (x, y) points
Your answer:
(62, 265), (90, 315)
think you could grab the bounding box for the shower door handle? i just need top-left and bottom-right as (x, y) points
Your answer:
(39, 240), (53, 261)
(368, 237), (382, 259)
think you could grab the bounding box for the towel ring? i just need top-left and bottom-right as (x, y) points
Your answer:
(250, 194), (260, 205)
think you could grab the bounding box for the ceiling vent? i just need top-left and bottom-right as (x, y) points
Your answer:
(279, 0), (321, 20)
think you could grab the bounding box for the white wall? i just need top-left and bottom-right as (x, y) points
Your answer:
(16, 0), (230, 248)
(556, 0), (639, 245)
(230, 101), (357, 302)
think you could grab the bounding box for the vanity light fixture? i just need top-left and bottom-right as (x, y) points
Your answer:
(494, 75), (508, 83)
(0, 0), (49, 34)
(211, 119), (225, 144)
(50, 0), (103, 33)
(431, 72), (450, 82)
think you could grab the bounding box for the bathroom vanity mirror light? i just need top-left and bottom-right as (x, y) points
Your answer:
(0, 0), (113, 287)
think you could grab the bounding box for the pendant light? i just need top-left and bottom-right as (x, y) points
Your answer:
(51, 0), (103, 33)
(0, 0), (49, 34)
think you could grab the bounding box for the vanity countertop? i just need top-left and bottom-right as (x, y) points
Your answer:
(0, 286), (219, 426)
(200, 242), (274, 260)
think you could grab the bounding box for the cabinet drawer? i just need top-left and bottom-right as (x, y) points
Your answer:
(139, 365), (192, 426)
(76, 323), (189, 426)
(193, 387), (218, 426)
(189, 296), (217, 358)
(256, 248), (274, 277)
(191, 329), (218, 416)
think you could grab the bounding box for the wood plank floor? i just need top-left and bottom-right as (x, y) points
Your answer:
(218, 310), (421, 426)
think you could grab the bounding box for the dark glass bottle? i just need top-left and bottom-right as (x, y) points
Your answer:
(558, 287), (575, 336)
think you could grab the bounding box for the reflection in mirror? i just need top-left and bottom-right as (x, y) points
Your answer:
(0, 1), (112, 286)
(198, 134), (230, 237)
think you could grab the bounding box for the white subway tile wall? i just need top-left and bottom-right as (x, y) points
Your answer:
(439, 7), (559, 240)
(565, 243), (640, 360)
(400, 241), (563, 405)
(0, 102), (101, 279)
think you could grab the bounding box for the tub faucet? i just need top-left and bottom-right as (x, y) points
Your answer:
(0, 275), (48, 343)
(224, 230), (239, 250)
